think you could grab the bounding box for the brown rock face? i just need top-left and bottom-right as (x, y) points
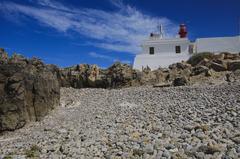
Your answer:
(0, 51), (60, 132)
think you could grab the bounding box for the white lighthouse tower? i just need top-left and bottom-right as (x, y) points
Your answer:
(133, 24), (240, 70)
(133, 24), (192, 70)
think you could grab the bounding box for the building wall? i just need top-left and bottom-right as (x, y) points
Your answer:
(196, 36), (240, 53)
(133, 38), (191, 70)
(141, 38), (190, 55)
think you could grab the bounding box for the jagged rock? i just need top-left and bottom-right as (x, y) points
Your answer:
(209, 62), (227, 72)
(60, 64), (97, 88)
(58, 52), (240, 89)
(227, 60), (240, 71)
(106, 62), (137, 88)
(187, 52), (215, 66)
(169, 62), (191, 70)
(165, 69), (177, 81)
(222, 52), (240, 60)
(191, 66), (209, 76)
(138, 70), (157, 85)
(8, 53), (27, 66)
(172, 76), (188, 86)
(0, 48), (8, 63)
(0, 55), (60, 132)
(87, 65), (101, 87)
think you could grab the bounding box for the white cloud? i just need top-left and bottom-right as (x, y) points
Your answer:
(118, 60), (131, 64)
(89, 52), (114, 61)
(0, 0), (178, 54)
(89, 52), (131, 64)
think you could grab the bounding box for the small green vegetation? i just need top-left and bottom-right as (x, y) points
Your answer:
(25, 144), (41, 158)
(187, 52), (214, 66)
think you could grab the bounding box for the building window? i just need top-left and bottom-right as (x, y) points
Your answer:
(149, 47), (154, 55)
(175, 46), (181, 53)
(189, 45), (194, 54)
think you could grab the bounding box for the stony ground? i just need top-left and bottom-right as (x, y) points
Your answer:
(0, 83), (240, 159)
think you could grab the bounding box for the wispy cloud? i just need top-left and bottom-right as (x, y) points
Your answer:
(89, 52), (131, 64)
(0, 0), (178, 53)
(89, 52), (114, 61)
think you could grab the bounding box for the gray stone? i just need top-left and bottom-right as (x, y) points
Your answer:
(144, 144), (154, 155)
(162, 150), (170, 158)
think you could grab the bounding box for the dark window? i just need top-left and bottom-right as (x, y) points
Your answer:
(175, 46), (181, 53)
(149, 47), (154, 55)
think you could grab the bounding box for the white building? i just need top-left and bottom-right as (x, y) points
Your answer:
(133, 24), (240, 70)
(196, 36), (240, 53)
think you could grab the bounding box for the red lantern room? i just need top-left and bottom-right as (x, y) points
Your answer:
(178, 24), (187, 38)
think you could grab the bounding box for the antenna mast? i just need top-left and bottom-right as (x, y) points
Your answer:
(157, 23), (164, 39)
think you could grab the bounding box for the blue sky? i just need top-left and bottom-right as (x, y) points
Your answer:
(0, 0), (239, 68)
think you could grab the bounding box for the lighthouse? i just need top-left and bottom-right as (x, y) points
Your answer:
(133, 24), (192, 70)
(133, 24), (240, 70)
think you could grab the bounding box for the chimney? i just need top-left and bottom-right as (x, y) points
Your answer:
(178, 24), (187, 38)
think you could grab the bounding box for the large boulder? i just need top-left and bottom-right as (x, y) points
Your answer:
(191, 66), (209, 76)
(138, 70), (157, 85)
(172, 76), (188, 86)
(0, 51), (60, 132)
(169, 62), (191, 70)
(106, 62), (137, 88)
(209, 62), (227, 72)
(187, 52), (215, 66)
(227, 60), (240, 71)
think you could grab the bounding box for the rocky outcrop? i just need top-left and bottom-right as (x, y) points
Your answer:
(58, 52), (240, 89)
(59, 62), (140, 88)
(0, 49), (60, 132)
(106, 62), (139, 88)
(59, 64), (106, 88)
